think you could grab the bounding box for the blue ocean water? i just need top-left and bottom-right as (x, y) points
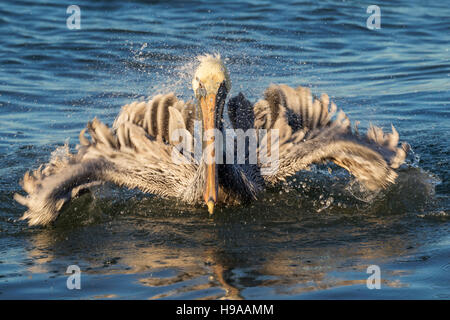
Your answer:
(0, 0), (448, 299)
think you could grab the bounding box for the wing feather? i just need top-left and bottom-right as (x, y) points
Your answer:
(231, 85), (409, 190)
(15, 93), (200, 226)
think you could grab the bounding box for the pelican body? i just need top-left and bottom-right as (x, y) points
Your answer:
(15, 54), (409, 225)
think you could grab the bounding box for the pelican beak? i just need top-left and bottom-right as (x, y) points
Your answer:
(200, 92), (218, 215)
(207, 200), (215, 215)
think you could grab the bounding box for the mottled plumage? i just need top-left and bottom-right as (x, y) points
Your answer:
(15, 54), (409, 226)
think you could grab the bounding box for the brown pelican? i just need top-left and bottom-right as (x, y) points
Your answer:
(14, 54), (409, 226)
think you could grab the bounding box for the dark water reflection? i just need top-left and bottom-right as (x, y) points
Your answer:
(2, 167), (447, 299)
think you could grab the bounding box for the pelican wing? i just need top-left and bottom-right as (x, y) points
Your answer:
(15, 94), (199, 226)
(229, 85), (409, 190)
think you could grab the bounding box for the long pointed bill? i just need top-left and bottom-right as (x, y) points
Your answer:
(200, 93), (218, 215)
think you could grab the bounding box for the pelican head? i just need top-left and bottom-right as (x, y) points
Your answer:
(192, 54), (231, 215)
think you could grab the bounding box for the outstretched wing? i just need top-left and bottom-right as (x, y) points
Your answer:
(228, 85), (409, 190)
(15, 94), (199, 226)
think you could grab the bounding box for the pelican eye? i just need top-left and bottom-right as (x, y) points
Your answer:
(196, 84), (207, 97)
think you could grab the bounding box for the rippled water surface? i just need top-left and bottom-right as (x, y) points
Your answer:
(0, 0), (449, 299)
